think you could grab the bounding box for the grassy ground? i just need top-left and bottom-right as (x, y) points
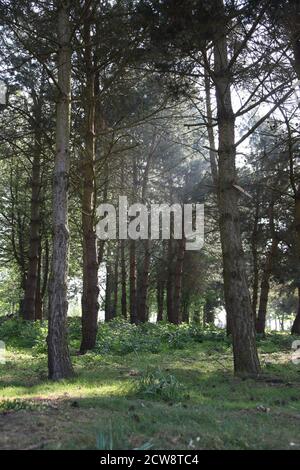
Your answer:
(0, 319), (300, 450)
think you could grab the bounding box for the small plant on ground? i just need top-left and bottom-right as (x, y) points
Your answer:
(132, 368), (187, 402)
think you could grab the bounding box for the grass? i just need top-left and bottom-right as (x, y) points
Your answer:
(0, 318), (300, 449)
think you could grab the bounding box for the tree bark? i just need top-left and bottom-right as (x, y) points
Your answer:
(41, 238), (49, 301)
(256, 201), (278, 335)
(181, 293), (190, 323)
(35, 240), (43, 321)
(129, 156), (138, 324)
(173, 237), (185, 324)
(129, 239), (138, 324)
(292, 287), (300, 334)
(80, 10), (99, 353)
(251, 195), (260, 321)
(120, 239), (127, 319)
(204, 297), (215, 325)
(22, 91), (43, 321)
(213, 0), (260, 375)
(156, 281), (164, 322)
(137, 239), (151, 322)
(48, 0), (74, 380)
(285, 1), (300, 335)
(156, 253), (165, 322)
(204, 65), (218, 187)
(136, 142), (154, 323)
(292, 190), (300, 334)
(167, 238), (176, 323)
(113, 242), (119, 317)
(22, 148), (41, 320)
(105, 257), (114, 322)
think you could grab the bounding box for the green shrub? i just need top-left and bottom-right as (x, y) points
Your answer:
(0, 315), (228, 357)
(0, 318), (47, 349)
(67, 317), (82, 341)
(132, 368), (187, 402)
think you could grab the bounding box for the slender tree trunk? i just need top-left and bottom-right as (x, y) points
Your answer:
(205, 60), (232, 335)
(129, 156), (138, 324)
(156, 282), (164, 322)
(137, 240), (151, 322)
(113, 242), (119, 316)
(156, 255), (165, 322)
(285, 3), (300, 334)
(120, 239), (127, 319)
(213, 0), (260, 376)
(292, 190), (300, 334)
(120, 162), (127, 319)
(173, 237), (185, 324)
(292, 287), (300, 334)
(48, 1), (74, 380)
(80, 12), (99, 353)
(41, 238), (49, 301)
(289, 9), (300, 82)
(204, 66), (218, 186)
(96, 110), (108, 268)
(256, 202), (278, 335)
(167, 238), (175, 323)
(105, 258), (114, 322)
(136, 144), (154, 323)
(256, 275), (271, 335)
(251, 196), (260, 321)
(181, 293), (190, 323)
(40, 238), (49, 320)
(204, 297), (215, 325)
(129, 239), (138, 324)
(22, 99), (42, 320)
(35, 241), (43, 321)
(22, 149), (41, 320)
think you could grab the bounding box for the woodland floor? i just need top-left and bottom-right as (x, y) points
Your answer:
(0, 321), (300, 450)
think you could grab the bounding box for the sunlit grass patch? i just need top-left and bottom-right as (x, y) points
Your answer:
(1, 321), (300, 449)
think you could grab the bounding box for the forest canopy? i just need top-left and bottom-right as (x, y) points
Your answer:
(1, 0), (300, 452)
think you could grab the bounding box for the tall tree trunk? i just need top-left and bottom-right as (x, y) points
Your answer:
(156, 253), (165, 322)
(205, 60), (231, 335)
(292, 287), (300, 334)
(204, 297), (215, 325)
(213, 0), (260, 375)
(120, 162), (127, 319)
(167, 238), (175, 323)
(35, 240), (43, 321)
(285, 2), (300, 334)
(173, 237), (185, 324)
(41, 237), (50, 319)
(136, 143), (154, 323)
(22, 96), (43, 320)
(41, 238), (49, 300)
(256, 201), (278, 335)
(120, 239), (127, 319)
(113, 242), (119, 316)
(10, 168), (27, 311)
(137, 240), (151, 322)
(292, 190), (300, 334)
(181, 293), (190, 323)
(156, 281), (164, 322)
(129, 239), (137, 324)
(22, 150), (41, 320)
(129, 156), (138, 324)
(105, 257), (114, 322)
(204, 66), (218, 187)
(251, 195), (260, 321)
(80, 12), (99, 353)
(48, 0), (74, 380)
